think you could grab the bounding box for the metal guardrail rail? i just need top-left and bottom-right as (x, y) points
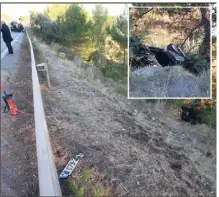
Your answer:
(26, 30), (62, 196)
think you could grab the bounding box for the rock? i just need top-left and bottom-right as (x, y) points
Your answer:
(205, 150), (212, 157)
(170, 160), (182, 169)
(1, 140), (8, 147)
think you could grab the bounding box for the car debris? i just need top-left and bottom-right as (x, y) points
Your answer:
(180, 103), (202, 124)
(59, 152), (85, 179)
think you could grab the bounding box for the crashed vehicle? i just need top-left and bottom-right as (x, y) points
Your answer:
(129, 36), (186, 69)
(180, 103), (202, 125)
(10, 21), (24, 32)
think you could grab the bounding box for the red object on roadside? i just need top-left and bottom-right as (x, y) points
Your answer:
(1, 83), (18, 115)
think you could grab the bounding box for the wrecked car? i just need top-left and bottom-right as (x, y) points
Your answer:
(129, 36), (186, 68)
(180, 103), (202, 124)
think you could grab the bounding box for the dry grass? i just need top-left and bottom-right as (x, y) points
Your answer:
(33, 40), (216, 196)
(131, 8), (204, 53)
(141, 28), (177, 49)
(129, 66), (210, 98)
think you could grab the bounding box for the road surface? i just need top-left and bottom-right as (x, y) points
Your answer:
(1, 32), (24, 196)
(1, 32), (38, 196)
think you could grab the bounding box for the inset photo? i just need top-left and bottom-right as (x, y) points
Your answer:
(129, 7), (212, 98)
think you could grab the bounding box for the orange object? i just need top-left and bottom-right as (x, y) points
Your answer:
(7, 98), (18, 115)
(1, 83), (18, 115)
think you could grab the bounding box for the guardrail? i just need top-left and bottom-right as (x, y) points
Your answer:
(26, 30), (62, 196)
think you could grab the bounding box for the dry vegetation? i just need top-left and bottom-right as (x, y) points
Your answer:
(131, 8), (204, 53)
(32, 38), (216, 196)
(129, 66), (210, 97)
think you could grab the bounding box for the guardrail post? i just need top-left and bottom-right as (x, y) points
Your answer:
(26, 30), (62, 196)
(36, 62), (51, 87)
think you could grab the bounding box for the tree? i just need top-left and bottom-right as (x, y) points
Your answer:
(44, 4), (68, 21)
(180, 8), (210, 61)
(19, 15), (30, 24)
(130, 8), (154, 21)
(64, 4), (92, 44)
(29, 10), (38, 28)
(107, 10), (127, 63)
(200, 8), (210, 61)
(92, 5), (109, 51)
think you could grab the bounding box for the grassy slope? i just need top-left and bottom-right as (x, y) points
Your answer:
(32, 38), (216, 196)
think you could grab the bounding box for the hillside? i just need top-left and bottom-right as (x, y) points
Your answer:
(34, 40), (216, 196)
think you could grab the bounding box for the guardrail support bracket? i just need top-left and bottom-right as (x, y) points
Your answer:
(36, 62), (51, 87)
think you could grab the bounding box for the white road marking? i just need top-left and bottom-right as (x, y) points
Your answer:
(1, 33), (21, 60)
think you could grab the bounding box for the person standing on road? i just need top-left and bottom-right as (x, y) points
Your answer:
(1, 21), (13, 55)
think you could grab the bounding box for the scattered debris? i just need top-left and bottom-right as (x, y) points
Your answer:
(59, 152), (85, 179)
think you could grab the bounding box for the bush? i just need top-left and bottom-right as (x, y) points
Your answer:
(68, 168), (108, 196)
(166, 99), (216, 128)
(92, 185), (105, 196)
(101, 64), (127, 84)
(69, 181), (85, 197)
(183, 54), (210, 75)
(30, 4), (92, 46)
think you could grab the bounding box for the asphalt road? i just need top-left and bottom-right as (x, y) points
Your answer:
(1, 32), (19, 53)
(1, 32), (26, 196)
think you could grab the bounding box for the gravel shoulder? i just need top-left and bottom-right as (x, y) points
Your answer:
(1, 34), (38, 196)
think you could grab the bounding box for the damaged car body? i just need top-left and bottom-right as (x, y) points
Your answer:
(129, 36), (186, 68)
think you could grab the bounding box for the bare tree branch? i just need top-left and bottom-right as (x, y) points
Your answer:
(180, 22), (202, 48)
(132, 8), (154, 21)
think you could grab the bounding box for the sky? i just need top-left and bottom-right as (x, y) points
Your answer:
(1, 3), (127, 21)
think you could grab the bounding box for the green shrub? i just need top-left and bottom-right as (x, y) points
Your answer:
(198, 107), (216, 128)
(67, 168), (108, 196)
(183, 54), (209, 74)
(91, 185), (105, 196)
(69, 180), (85, 197)
(82, 168), (89, 184)
(101, 64), (127, 84)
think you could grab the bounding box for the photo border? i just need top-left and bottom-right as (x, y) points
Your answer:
(128, 5), (213, 99)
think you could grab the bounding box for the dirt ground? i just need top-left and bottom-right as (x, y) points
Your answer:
(1, 36), (38, 196)
(35, 42), (216, 196)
